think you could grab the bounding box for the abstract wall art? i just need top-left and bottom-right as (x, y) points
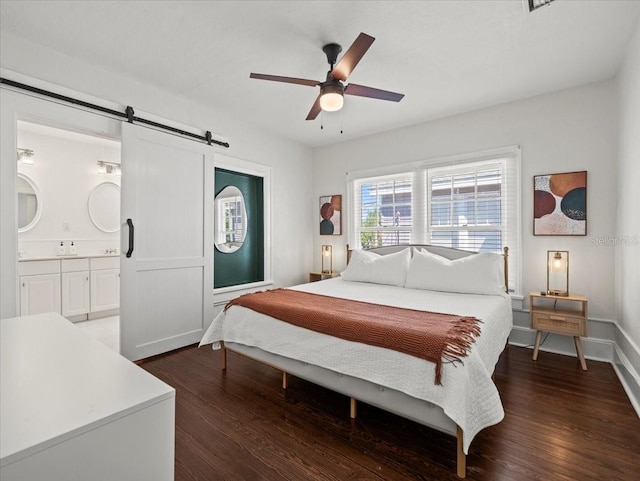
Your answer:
(319, 195), (342, 235)
(534, 171), (587, 236)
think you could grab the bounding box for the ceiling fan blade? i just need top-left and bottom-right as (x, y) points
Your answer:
(250, 73), (320, 87)
(306, 95), (322, 120)
(344, 83), (405, 102)
(331, 32), (375, 81)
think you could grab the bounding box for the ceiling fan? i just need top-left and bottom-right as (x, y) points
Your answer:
(250, 32), (405, 121)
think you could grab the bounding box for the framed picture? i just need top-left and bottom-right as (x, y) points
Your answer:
(319, 195), (342, 235)
(533, 171), (587, 236)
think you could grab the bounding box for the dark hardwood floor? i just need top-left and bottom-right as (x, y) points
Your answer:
(138, 344), (640, 481)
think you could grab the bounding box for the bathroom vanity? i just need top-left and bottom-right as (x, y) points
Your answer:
(18, 255), (119, 321)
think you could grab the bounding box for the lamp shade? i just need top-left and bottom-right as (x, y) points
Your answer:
(322, 245), (333, 273)
(319, 84), (344, 112)
(547, 250), (569, 296)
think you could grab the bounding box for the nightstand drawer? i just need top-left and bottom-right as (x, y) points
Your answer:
(531, 311), (586, 336)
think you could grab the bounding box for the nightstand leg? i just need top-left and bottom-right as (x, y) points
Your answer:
(574, 336), (587, 371)
(532, 330), (543, 361)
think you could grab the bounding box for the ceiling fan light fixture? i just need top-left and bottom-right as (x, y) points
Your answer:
(319, 84), (344, 112)
(250, 33), (403, 121)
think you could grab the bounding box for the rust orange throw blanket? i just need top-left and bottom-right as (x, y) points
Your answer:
(225, 289), (481, 385)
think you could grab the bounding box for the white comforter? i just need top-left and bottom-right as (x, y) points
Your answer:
(200, 278), (513, 453)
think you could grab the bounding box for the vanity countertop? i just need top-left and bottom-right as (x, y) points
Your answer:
(18, 254), (119, 262)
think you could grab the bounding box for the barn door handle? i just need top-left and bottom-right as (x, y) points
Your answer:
(126, 218), (134, 258)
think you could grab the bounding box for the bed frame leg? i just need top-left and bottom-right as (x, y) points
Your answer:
(282, 372), (288, 390)
(221, 342), (227, 371)
(350, 397), (357, 419)
(456, 426), (466, 478)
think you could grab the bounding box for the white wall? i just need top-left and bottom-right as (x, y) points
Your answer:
(616, 18), (640, 364)
(17, 125), (121, 258)
(0, 33), (315, 303)
(313, 80), (618, 321)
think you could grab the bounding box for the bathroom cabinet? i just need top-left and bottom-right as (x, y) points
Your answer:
(90, 257), (120, 312)
(20, 273), (61, 316)
(19, 260), (61, 316)
(61, 271), (90, 316)
(61, 258), (90, 317)
(19, 256), (119, 320)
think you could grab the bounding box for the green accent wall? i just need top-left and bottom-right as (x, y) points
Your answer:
(214, 168), (264, 288)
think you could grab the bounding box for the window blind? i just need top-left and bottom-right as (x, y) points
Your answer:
(350, 172), (414, 249)
(427, 156), (519, 292)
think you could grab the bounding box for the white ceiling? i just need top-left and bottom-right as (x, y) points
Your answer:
(1, 1), (639, 148)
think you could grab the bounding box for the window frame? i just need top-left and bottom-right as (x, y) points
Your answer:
(213, 154), (272, 295)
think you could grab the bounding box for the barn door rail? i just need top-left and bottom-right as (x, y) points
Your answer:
(0, 77), (230, 148)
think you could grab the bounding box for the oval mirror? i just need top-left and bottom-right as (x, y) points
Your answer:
(215, 185), (247, 253)
(17, 173), (42, 232)
(88, 182), (121, 233)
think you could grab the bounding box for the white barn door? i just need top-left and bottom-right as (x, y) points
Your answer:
(120, 123), (214, 361)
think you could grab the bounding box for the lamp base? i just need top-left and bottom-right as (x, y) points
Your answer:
(547, 289), (569, 297)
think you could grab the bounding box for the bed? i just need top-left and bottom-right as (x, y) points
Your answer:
(200, 245), (512, 478)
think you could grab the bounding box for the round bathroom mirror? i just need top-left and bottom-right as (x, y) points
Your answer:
(88, 182), (121, 233)
(214, 185), (247, 253)
(17, 173), (42, 232)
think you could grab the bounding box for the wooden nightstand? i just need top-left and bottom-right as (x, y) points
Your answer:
(529, 291), (588, 370)
(309, 271), (338, 282)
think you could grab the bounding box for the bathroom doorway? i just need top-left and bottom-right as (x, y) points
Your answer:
(16, 120), (121, 351)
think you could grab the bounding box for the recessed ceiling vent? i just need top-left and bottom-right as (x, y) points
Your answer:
(528, 0), (556, 12)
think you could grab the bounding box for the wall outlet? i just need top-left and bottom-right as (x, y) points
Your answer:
(62, 222), (71, 232)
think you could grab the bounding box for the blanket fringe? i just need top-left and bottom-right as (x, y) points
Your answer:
(437, 316), (482, 385)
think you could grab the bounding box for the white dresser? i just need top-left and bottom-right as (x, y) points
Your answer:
(0, 313), (175, 481)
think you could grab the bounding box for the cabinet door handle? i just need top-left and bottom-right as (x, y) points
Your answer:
(126, 218), (134, 258)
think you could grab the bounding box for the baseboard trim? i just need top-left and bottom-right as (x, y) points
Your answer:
(612, 343), (640, 416)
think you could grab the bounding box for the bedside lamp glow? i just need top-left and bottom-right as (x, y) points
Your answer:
(322, 245), (333, 274)
(547, 250), (569, 296)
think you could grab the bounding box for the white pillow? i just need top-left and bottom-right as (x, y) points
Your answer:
(404, 248), (505, 295)
(341, 248), (411, 287)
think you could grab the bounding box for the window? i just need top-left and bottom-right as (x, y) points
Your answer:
(355, 174), (413, 248)
(348, 147), (520, 293)
(213, 159), (271, 291)
(428, 162), (505, 252)
(216, 194), (245, 246)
